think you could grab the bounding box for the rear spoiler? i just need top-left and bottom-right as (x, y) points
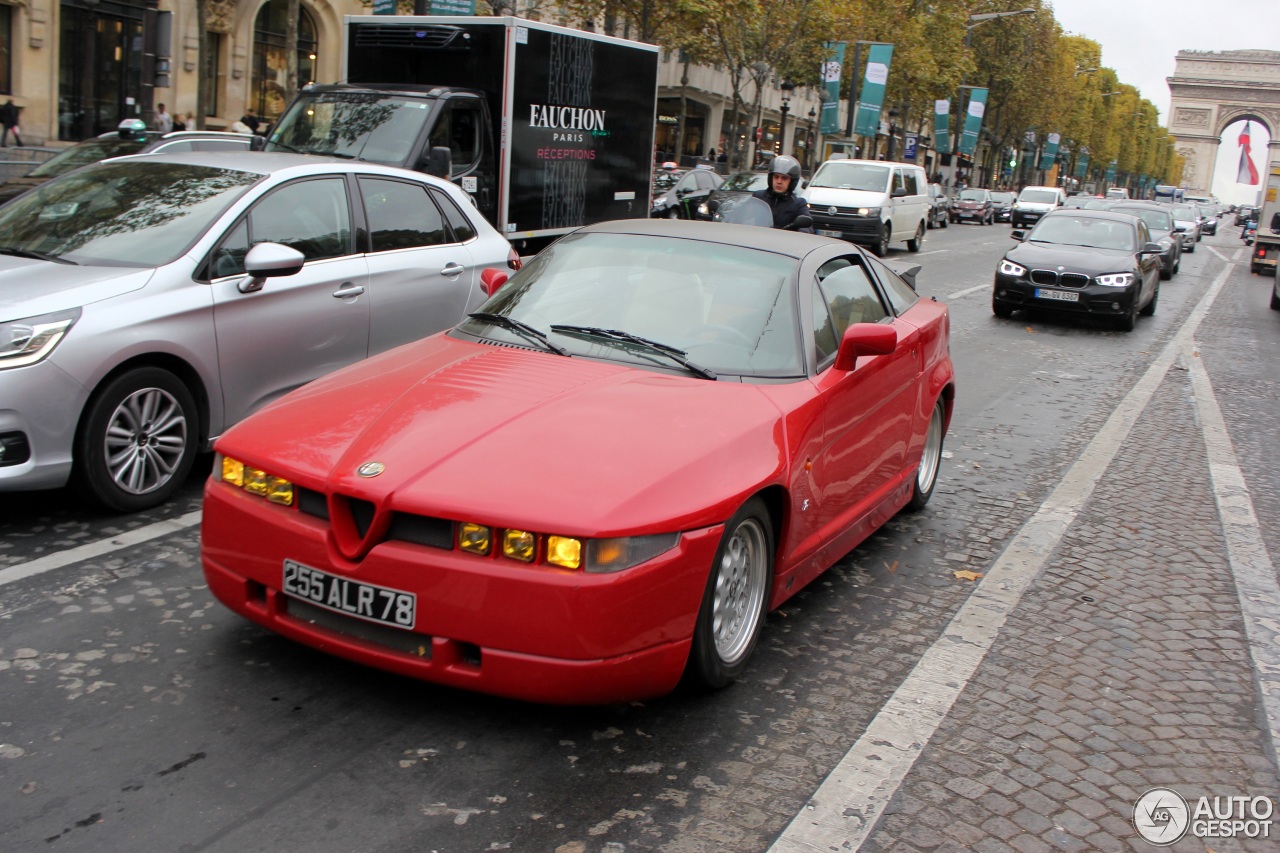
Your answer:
(882, 260), (922, 291)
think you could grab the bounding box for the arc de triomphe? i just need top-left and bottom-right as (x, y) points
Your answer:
(1167, 49), (1280, 194)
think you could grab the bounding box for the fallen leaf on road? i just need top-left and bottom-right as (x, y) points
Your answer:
(1025, 326), (1036, 333)
(886, 560), (899, 574)
(954, 570), (984, 581)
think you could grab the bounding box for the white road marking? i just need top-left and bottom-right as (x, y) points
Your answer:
(1185, 347), (1280, 762)
(913, 249), (949, 257)
(770, 261), (1237, 852)
(0, 511), (202, 588)
(946, 283), (989, 300)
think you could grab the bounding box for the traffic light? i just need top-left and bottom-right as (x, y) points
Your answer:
(1009, 157), (1017, 168)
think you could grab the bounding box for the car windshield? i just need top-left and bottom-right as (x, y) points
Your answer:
(267, 92), (433, 165)
(958, 190), (987, 201)
(720, 172), (770, 192)
(1019, 189), (1059, 204)
(26, 137), (152, 178)
(454, 232), (803, 378)
(0, 161), (261, 267)
(1028, 215), (1136, 251)
(809, 162), (889, 191)
(1116, 207), (1172, 230)
(1171, 205), (1197, 223)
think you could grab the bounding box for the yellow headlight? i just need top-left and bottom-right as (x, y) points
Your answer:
(266, 477), (294, 506)
(243, 467), (270, 497)
(458, 522), (492, 555)
(221, 456), (245, 487)
(546, 535), (582, 569)
(502, 529), (536, 562)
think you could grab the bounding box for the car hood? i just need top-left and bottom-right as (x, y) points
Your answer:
(1007, 241), (1137, 274)
(0, 258), (155, 321)
(217, 336), (789, 536)
(805, 187), (887, 208)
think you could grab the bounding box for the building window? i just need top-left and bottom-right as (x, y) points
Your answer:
(252, 0), (316, 122)
(0, 7), (11, 95)
(202, 32), (222, 117)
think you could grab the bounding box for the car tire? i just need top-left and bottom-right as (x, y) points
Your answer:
(872, 224), (890, 256)
(1140, 284), (1159, 316)
(75, 367), (199, 512)
(685, 497), (774, 690)
(992, 296), (1014, 319)
(1187, 243), (1195, 253)
(1116, 299), (1139, 332)
(907, 222), (925, 253)
(1160, 262), (1172, 281)
(1270, 287), (1280, 311)
(905, 399), (945, 512)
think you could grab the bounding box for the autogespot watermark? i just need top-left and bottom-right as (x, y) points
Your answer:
(1133, 788), (1275, 845)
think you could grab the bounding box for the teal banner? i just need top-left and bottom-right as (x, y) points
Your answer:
(957, 88), (988, 156)
(1038, 132), (1061, 170)
(853, 44), (893, 137)
(820, 43), (845, 135)
(934, 100), (950, 155)
(1075, 153), (1089, 179)
(372, 0), (396, 13)
(431, 0), (475, 12)
(1105, 160), (1117, 182)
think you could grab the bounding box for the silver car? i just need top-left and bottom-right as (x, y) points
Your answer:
(0, 152), (518, 511)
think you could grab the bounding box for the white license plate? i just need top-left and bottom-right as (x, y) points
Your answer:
(282, 559), (416, 630)
(817, 229), (842, 238)
(1034, 288), (1079, 302)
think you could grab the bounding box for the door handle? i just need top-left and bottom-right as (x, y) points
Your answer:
(333, 283), (365, 298)
(441, 263), (466, 277)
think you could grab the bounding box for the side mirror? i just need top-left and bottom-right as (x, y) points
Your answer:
(1173, 224), (1186, 233)
(890, 187), (907, 199)
(479, 267), (509, 296)
(1139, 242), (1163, 255)
(249, 135), (268, 151)
(239, 242), (305, 293)
(834, 323), (897, 371)
(425, 145), (452, 178)
(1011, 230), (1026, 241)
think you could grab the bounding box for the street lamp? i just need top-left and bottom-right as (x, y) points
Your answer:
(778, 79), (794, 157)
(807, 106), (817, 170)
(964, 8), (1036, 46)
(1074, 67), (1098, 78)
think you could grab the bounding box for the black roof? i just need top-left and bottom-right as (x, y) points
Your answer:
(1041, 208), (1140, 227)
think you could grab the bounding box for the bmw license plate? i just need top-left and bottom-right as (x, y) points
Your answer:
(817, 229), (842, 238)
(282, 559), (416, 629)
(1034, 288), (1079, 302)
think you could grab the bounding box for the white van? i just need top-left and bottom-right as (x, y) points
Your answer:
(805, 159), (930, 255)
(1105, 187), (1131, 200)
(1011, 185), (1065, 229)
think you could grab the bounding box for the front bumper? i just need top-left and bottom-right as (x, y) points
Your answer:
(1011, 209), (1050, 227)
(809, 212), (883, 244)
(992, 271), (1140, 318)
(201, 481), (725, 704)
(0, 361), (88, 491)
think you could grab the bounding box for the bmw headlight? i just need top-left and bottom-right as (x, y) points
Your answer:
(1095, 272), (1134, 287)
(999, 259), (1027, 277)
(0, 308), (81, 369)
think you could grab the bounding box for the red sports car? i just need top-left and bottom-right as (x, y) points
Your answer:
(201, 219), (955, 704)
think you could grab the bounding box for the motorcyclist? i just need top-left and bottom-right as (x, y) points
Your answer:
(752, 155), (812, 232)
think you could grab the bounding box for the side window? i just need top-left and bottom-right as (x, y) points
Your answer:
(813, 256), (889, 365)
(359, 177), (448, 252)
(154, 140), (196, 153)
(695, 170), (716, 190)
(431, 189), (477, 242)
(250, 178), (352, 261)
(892, 170), (906, 194)
(428, 101), (482, 176)
(902, 170), (920, 196)
(209, 219), (250, 279)
(864, 253), (920, 315)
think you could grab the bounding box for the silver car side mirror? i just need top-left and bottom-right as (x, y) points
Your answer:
(239, 242), (306, 293)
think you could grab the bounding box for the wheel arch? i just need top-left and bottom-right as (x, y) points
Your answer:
(74, 353), (212, 452)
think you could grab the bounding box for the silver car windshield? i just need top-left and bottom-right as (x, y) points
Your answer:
(456, 232), (803, 377)
(1019, 189), (1058, 204)
(808, 163), (890, 191)
(1029, 216), (1136, 251)
(0, 161), (260, 267)
(269, 93), (433, 165)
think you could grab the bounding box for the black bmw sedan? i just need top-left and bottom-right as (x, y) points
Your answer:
(992, 209), (1163, 331)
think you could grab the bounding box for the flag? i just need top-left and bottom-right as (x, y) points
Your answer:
(1238, 121), (1260, 185)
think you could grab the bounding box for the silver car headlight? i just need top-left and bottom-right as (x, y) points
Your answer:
(999, 259), (1027, 276)
(0, 308), (81, 369)
(1095, 273), (1134, 287)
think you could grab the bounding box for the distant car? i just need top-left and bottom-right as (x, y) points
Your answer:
(1011, 185), (1065, 228)
(1196, 205), (1218, 236)
(991, 191), (1015, 223)
(200, 219), (956, 704)
(0, 152), (519, 511)
(926, 183), (950, 229)
(992, 209), (1163, 331)
(695, 170), (771, 220)
(1111, 202), (1182, 279)
(650, 167), (723, 219)
(1169, 204), (1202, 251)
(951, 188), (995, 225)
(1236, 205), (1259, 226)
(0, 121), (255, 206)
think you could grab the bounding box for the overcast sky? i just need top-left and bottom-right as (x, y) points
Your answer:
(1049, 0), (1277, 203)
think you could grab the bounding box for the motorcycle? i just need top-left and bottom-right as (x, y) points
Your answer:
(1243, 219), (1257, 245)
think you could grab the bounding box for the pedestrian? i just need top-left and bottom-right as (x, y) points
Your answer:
(239, 110), (261, 134)
(0, 99), (22, 147)
(154, 103), (173, 134)
(172, 112), (186, 132)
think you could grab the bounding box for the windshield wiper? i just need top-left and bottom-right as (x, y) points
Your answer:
(468, 312), (569, 356)
(0, 246), (77, 265)
(314, 150), (359, 160)
(550, 325), (716, 380)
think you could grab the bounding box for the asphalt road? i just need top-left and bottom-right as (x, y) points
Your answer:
(2, 218), (1275, 852)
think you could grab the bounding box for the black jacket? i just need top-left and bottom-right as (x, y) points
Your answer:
(752, 187), (812, 232)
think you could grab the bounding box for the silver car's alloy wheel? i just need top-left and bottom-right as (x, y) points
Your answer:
(712, 516), (769, 665)
(103, 387), (189, 495)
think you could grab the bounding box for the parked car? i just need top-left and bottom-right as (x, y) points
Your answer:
(951, 188), (995, 225)
(695, 170), (771, 220)
(1010, 185), (1065, 228)
(0, 121), (255, 206)
(0, 152), (519, 511)
(1111, 202), (1183, 279)
(806, 158), (930, 255)
(926, 183), (950, 229)
(650, 167), (723, 219)
(200, 218), (956, 704)
(1169, 204), (1202, 252)
(991, 191), (1015, 222)
(992, 209), (1163, 331)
